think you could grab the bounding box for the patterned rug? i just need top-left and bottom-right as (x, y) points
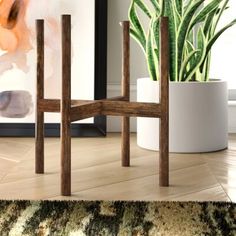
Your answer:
(0, 201), (235, 236)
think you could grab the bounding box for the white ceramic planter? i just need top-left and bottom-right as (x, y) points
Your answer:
(137, 78), (228, 153)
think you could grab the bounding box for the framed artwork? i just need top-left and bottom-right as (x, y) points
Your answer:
(0, 0), (107, 136)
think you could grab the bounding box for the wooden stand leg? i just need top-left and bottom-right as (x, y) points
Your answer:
(122, 117), (130, 166)
(36, 111), (44, 174)
(61, 15), (71, 196)
(121, 21), (130, 167)
(35, 19), (44, 174)
(159, 17), (169, 187)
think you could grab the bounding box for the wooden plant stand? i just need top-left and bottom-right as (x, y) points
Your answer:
(35, 15), (169, 196)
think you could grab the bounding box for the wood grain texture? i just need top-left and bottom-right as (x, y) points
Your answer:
(35, 19), (44, 174)
(34, 16), (170, 196)
(121, 21), (130, 100)
(1, 134), (235, 202)
(159, 17), (169, 187)
(61, 15), (71, 196)
(38, 99), (60, 113)
(121, 21), (130, 167)
(71, 102), (102, 122)
(38, 97), (127, 113)
(104, 96), (127, 102)
(102, 101), (161, 118)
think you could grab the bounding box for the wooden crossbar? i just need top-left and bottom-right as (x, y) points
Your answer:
(35, 15), (169, 196)
(71, 101), (102, 122)
(38, 99), (98, 113)
(102, 101), (161, 118)
(38, 96), (127, 113)
(38, 99), (161, 118)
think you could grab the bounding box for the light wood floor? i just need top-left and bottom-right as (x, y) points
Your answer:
(0, 133), (236, 202)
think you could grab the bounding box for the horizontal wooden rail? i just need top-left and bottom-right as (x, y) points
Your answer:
(70, 101), (102, 122)
(102, 101), (161, 118)
(38, 96), (126, 113)
(38, 99), (60, 112)
(104, 96), (127, 101)
(38, 99), (93, 113)
(38, 99), (161, 119)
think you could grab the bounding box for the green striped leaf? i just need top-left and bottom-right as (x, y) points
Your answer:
(175, 0), (183, 17)
(152, 15), (160, 61)
(177, 0), (204, 80)
(128, 0), (147, 51)
(130, 28), (146, 54)
(200, 1), (232, 79)
(211, 0), (229, 34)
(199, 8), (219, 73)
(190, 0), (222, 29)
(203, 8), (218, 37)
(146, 19), (158, 81)
(150, 0), (161, 13)
(207, 18), (236, 57)
(164, 0), (178, 81)
(128, 0), (236, 82)
(202, 55), (211, 82)
(134, 0), (152, 18)
(185, 40), (196, 70)
(185, 27), (206, 82)
(180, 49), (200, 81)
(173, 0), (181, 26)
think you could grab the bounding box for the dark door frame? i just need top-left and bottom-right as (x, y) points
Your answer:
(0, 0), (107, 137)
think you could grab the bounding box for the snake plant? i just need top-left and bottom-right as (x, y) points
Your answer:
(129, 0), (236, 82)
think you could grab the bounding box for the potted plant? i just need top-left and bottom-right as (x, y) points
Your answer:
(129, 0), (236, 153)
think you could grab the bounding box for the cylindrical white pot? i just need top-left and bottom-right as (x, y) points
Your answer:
(137, 78), (228, 153)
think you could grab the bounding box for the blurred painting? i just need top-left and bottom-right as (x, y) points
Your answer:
(0, 0), (95, 123)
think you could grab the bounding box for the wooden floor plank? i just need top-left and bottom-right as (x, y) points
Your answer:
(0, 134), (235, 202)
(170, 186), (230, 202)
(1, 147), (205, 185)
(49, 164), (219, 201)
(0, 140), (32, 162)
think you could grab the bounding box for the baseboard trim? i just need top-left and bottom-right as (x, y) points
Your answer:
(0, 122), (106, 137)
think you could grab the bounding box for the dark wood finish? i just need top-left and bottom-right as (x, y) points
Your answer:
(71, 101), (102, 122)
(37, 96), (126, 113)
(38, 99), (60, 113)
(121, 21), (130, 167)
(39, 99), (161, 118)
(35, 19), (44, 174)
(122, 115), (130, 166)
(61, 15), (72, 196)
(121, 22), (130, 100)
(159, 17), (169, 187)
(104, 96), (126, 101)
(102, 101), (161, 118)
(35, 15), (169, 196)
(38, 99), (93, 113)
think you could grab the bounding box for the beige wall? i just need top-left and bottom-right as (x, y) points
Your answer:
(107, 0), (148, 85)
